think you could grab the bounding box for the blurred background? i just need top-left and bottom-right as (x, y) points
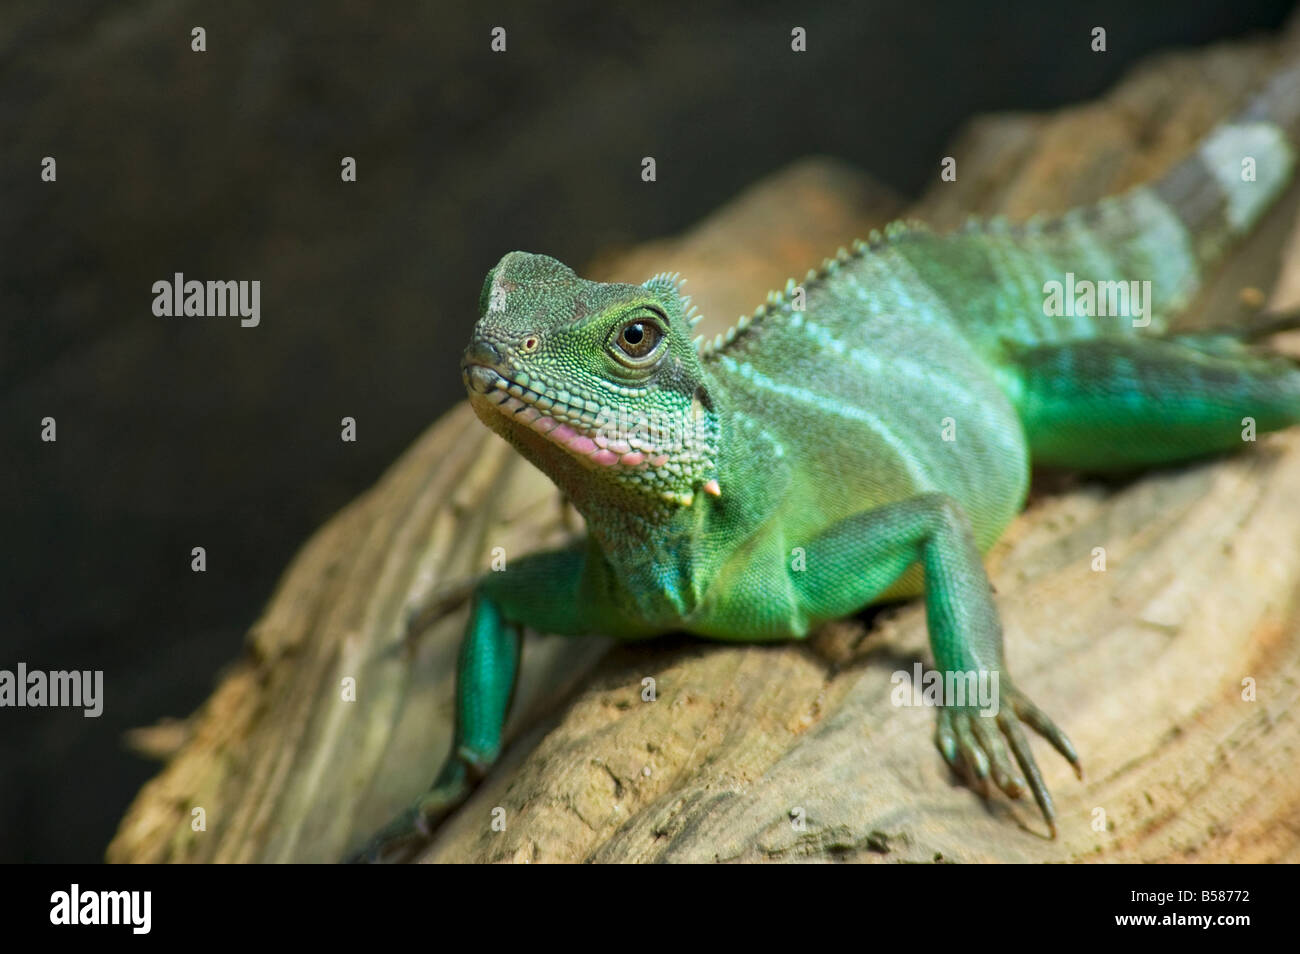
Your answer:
(2, 0), (1296, 863)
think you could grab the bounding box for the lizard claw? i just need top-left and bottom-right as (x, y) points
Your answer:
(935, 681), (1080, 837)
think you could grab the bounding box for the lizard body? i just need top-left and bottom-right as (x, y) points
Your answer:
(356, 57), (1300, 860)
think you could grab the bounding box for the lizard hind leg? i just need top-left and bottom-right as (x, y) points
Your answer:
(1010, 334), (1300, 472)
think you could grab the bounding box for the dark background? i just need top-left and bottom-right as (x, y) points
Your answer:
(2, 0), (1295, 863)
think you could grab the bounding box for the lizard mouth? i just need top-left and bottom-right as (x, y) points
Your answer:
(463, 363), (665, 471)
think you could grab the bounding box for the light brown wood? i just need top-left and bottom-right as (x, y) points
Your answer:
(110, 25), (1300, 864)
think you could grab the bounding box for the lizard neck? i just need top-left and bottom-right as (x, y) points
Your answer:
(570, 465), (714, 622)
(579, 377), (787, 604)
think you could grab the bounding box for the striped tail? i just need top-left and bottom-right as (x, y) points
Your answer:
(1151, 55), (1300, 270)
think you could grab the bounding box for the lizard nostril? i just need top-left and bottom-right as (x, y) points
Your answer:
(463, 339), (503, 368)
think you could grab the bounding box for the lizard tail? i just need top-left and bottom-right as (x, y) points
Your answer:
(1150, 44), (1300, 271)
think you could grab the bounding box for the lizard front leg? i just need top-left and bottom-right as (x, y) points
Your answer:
(350, 545), (602, 863)
(792, 492), (1081, 835)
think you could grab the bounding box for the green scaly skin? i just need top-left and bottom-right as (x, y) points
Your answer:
(352, 59), (1300, 861)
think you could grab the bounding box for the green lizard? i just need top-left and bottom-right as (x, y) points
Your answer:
(356, 59), (1300, 861)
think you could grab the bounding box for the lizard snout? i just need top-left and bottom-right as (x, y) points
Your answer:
(462, 339), (505, 394)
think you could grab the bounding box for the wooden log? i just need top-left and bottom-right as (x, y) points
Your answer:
(110, 25), (1300, 864)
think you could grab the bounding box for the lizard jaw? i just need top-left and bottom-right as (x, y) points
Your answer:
(464, 363), (665, 471)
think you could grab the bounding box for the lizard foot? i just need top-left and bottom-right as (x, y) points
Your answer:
(347, 761), (470, 864)
(934, 682), (1081, 837)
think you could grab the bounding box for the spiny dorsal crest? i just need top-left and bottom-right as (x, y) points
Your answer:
(643, 271), (703, 330)
(643, 270), (684, 297)
(691, 219), (927, 357)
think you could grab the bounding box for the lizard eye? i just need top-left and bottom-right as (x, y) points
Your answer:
(611, 318), (663, 363)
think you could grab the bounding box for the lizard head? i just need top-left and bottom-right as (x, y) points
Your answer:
(462, 251), (720, 509)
